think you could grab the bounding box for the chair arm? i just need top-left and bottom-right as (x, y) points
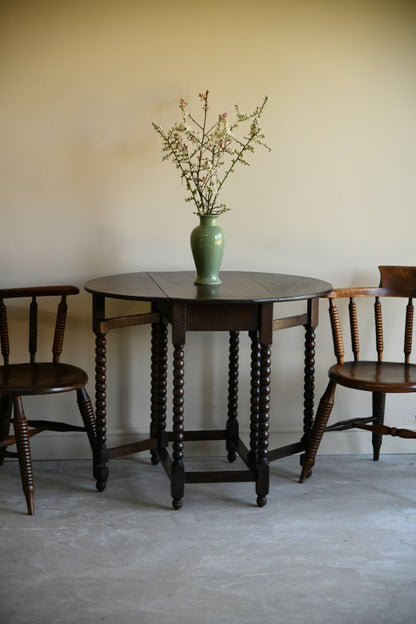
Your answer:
(0, 286), (79, 299)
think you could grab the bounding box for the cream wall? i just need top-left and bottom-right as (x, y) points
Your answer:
(1, 0), (416, 458)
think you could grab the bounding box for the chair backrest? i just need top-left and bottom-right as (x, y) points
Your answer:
(325, 266), (416, 366)
(0, 286), (79, 365)
(379, 265), (416, 291)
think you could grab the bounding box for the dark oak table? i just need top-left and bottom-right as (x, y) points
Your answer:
(85, 271), (332, 509)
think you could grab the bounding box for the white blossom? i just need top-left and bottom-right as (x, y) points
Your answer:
(152, 91), (270, 216)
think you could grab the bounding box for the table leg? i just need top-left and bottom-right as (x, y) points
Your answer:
(150, 322), (159, 464)
(150, 321), (169, 465)
(94, 331), (109, 491)
(256, 342), (271, 507)
(300, 298), (318, 476)
(171, 343), (185, 509)
(226, 330), (239, 462)
(302, 322), (316, 442)
(157, 322), (169, 446)
(248, 331), (261, 470)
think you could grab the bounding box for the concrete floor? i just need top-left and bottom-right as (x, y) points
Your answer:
(1, 453), (416, 624)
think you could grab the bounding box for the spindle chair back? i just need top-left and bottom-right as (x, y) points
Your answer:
(299, 266), (416, 483)
(0, 286), (96, 514)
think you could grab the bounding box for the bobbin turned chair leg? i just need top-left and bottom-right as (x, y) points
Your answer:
(372, 392), (386, 461)
(76, 387), (97, 452)
(13, 396), (35, 515)
(76, 386), (98, 486)
(299, 380), (337, 484)
(0, 395), (13, 465)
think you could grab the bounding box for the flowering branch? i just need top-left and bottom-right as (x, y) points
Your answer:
(152, 91), (270, 216)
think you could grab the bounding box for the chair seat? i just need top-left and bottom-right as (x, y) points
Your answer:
(330, 361), (416, 393)
(0, 363), (88, 395)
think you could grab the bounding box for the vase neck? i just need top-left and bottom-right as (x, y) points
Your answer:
(199, 214), (219, 226)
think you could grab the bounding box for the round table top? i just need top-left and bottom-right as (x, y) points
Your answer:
(85, 271), (332, 304)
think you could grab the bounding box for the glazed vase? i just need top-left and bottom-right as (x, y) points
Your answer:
(190, 215), (224, 285)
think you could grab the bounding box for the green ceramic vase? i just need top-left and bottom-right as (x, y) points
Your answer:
(190, 214), (225, 285)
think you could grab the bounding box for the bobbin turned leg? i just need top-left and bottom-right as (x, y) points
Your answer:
(300, 316), (317, 478)
(302, 322), (316, 445)
(77, 387), (97, 452)
(150, 321), (160, 465)
(150, 321), (169, 466)
(248, 331), (261, 470)
(13, 396), (35, 515)
(226, 331), (239, 462)
(171, 343), (185, 510)
(372, 392), (386, 461)
(0, 395), (13, 465)
(299, 298), (319, 477)
(300, 379), (337, 483)
(94, 331), (109, 491)
(256, 343), (271, 507)
(77, 386), (97, 486)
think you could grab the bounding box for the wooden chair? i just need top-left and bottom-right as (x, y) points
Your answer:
(0, 286), (96, 514)
(299, 266), (416, 484)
